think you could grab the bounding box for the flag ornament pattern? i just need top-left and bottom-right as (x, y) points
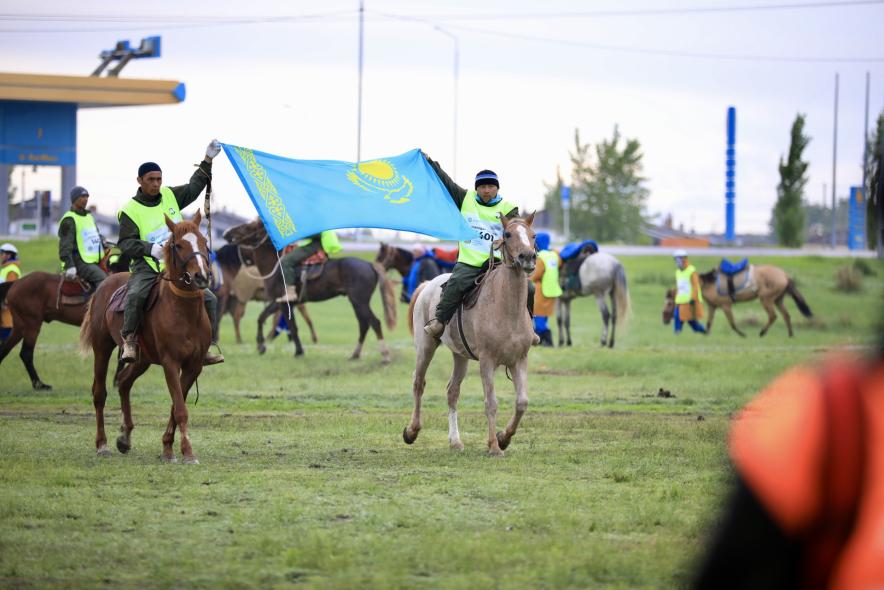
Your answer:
(221, 144), (476, 250)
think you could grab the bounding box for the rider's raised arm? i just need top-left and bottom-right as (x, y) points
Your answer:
(169, 158), (213, 211)
(424, 153), (466, 209)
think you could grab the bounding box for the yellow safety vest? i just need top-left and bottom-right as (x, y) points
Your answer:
(296, 230), (342, 255)
(118, 186), (182, 272)
(537, 250), (563, 298)
(60, 210), (103, 264)
(1, 262), (21, 282)
(457, 191), (517, 267)
(675, 264), (703, 304)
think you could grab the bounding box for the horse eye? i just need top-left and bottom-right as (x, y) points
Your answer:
(504, 232), (511, 239)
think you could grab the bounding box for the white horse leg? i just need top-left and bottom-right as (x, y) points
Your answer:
(497, 356), (528, 451)
(447, 354), (469, 451)
(596, 294), (610, 347)
(608, 289), (617, 349)
(403, 333), (439, 445)
(480, 357), (503, 456)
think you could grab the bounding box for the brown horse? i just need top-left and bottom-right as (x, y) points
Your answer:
(662, 264), (813, 337)
(404, 213), (536, 456)
(224, 220), (396, 362)
(0, 252), (119, 390)
(79, 211), (211, 462)
(214, 243), (317, 345)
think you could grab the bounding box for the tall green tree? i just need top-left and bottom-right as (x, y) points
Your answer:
(772, 114), (810, 247)
(568, 126), (649, 242)
(864, 111), (883, 250)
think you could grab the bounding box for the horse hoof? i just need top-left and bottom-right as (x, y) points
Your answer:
(402, 427), (418, 445)
(381, 355), (391, 365)
(257, 344), (266, 355)
(450, 440), (464, 452)
(496, 431), (512, 451)
(487, 448), (505, 458)
(183, 456), (200, 465)
(33, 381), (52, 391)
(294, 349), (304, 357)
(162, 454), (178, 464)
(96, 447), (112, 458)
(116, 437), (131, 454)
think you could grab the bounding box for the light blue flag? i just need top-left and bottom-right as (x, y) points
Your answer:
(221, 144), (474, 250)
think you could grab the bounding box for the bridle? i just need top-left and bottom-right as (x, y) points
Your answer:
(231, 229), (282, 281)
(161, 232), (212, 290)
(493, 218), (536, 271)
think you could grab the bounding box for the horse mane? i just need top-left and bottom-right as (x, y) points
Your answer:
(699, 269), (716, 285)
(397, 246), (414, 264)
(215, 243), (240, 270)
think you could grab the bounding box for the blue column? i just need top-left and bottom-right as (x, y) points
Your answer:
(725, 107), (736, 242)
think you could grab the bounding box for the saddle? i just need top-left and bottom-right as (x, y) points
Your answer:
(716, 259), (753, 301)
(57, 277), (91, 306)
(300, 250), (328, 282)
(462, 259), (501, 310)
(107, 280), (162, 315)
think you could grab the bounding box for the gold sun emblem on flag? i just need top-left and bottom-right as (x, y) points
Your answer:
(346, 159), (412, 204)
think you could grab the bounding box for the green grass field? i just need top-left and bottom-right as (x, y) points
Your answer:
(1, 238), (882, 589)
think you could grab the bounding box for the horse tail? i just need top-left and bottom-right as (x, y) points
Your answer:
(408, 281), (430, 336)
(371, 261), (398, 331)
(0, 280), (12, 306)
(613, 263), (631, 326)
(786, 278), (813, 318)
(78, 297), (96, 357)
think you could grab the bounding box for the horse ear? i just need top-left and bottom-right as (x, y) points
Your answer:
(524, 211), (536, 226)
(192, 209), (202, 226)
(164, 214), (175, 232)
(497, 212), (509, 227)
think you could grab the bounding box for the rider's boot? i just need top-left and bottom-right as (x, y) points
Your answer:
(275, 285), (298, 303)
(120, 332), (139, 363)
(203, 345), (225, 365)
(203, 303), (225, 365)
(423, 318), (445, 339)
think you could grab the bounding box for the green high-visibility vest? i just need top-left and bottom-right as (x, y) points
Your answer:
(1, 262), (21, 282)
(675, 264), (703, 304)
(60, 210), (103, 264)
(118, 186), (182, 272)
(537, 250), (563, 298)
(296, 230), (342, 255)
(457, 191), (517, 267)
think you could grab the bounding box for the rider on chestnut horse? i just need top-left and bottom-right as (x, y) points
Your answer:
(58, 185), (110, 290)
(117, 140), (224, 365)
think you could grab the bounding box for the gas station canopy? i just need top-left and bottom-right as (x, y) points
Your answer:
(0, 72), (185, 108)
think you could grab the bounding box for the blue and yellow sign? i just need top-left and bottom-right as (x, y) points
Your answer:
(0, 100), (76, 166)
(221, 144), (474, 250)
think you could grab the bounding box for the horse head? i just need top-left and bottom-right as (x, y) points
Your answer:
(164, 210), (211, 289)
(223, 219), (267, 249)
(662, 288), (676, 325)
(495, 212), (536, 274)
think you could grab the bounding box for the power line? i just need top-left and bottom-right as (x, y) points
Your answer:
(387, 0), (884, 21)
(373, 11), (884, 63)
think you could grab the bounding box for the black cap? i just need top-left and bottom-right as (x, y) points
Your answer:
(138, 162), (162, 177)
(70, 186), (89, 200)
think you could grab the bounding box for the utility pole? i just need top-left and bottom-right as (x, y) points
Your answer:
(831, 73), (839, 248)
(356, 0), (364, 164)
(862, 72), (870, 192)
(878, 131), (884, 259)
(433, 26), (460, 178)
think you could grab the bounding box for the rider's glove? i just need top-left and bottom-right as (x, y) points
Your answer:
(205, 139), (222, 159)
(150, 243), (163, 259)
(64, 267), (77, 279)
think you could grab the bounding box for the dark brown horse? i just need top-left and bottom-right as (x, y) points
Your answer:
(224, 220), (396, 362)
(375, 243), (448, 303)
(0, 251), (121, 390)
(79, 211), (211, 463)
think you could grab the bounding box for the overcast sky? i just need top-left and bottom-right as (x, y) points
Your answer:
(2, 0), (883, 235)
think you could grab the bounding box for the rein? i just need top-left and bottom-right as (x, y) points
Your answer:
(157, 232), (212, 292)
(236, 236), (282, 281)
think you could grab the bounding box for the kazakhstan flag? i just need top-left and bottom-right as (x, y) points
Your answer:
(221, 144), (475, 250)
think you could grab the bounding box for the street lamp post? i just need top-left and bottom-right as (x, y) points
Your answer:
(434, 26), (459, 178)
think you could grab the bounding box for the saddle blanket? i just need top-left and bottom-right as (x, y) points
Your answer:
(716, 265), (757, 297)
(107, 280), (161, 315)
(720, 258), (749, 276)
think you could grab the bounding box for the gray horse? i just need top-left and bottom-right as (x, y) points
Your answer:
(557, 251), (630, 348)
(404, 213), (536, 456)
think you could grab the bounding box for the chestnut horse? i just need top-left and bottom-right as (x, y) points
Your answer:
(224, 220), (396, 362)
(404, 213), (536, 456)
(0, 251), (120, 390)
(79, 211), (212, 463)
(662, 264), (813, 337)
